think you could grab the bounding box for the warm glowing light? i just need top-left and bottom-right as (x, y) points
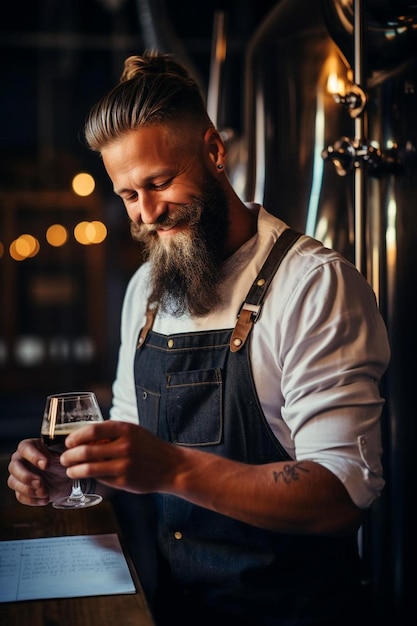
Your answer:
(85, 222), (97, 243)
(46, 224), (68, 247)
(17, 234), (39, 257)
(74, 221), (91, 244)
(386, 198), (397, 253)
(72, 172), (95, 197)
(10, 234), (40, 260)
(74, 220), (107, 245)
(327, 72), (345, 96)
(91, 220), (107, 243)
(9, 241), (24, 261)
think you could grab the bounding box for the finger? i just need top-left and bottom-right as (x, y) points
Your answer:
(64, 419), (132, 449)
(8, 456), (44, 487)
(60, 437), (116, 468)
(64, 420), (117, 448)
(13, 438), (49, 471)
(7, 473), (49, 504)
(65, 459), (124, 483)
(7, 472), (39, 493)
(14, 491), (50, 507)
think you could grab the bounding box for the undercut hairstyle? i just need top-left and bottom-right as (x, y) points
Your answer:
(84, 50), (213, 153)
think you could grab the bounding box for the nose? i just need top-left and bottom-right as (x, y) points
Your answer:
(129, 190), (165, 225)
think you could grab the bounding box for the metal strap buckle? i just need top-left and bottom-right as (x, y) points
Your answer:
(237, 301), (261, 323)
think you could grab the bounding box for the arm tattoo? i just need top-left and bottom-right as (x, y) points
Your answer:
(272, 463), (309, 484)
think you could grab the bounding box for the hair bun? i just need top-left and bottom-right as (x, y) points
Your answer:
(120, 50), (190, 83)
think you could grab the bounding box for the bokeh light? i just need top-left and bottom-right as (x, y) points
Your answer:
(10, 234), (40, 260)
(46, 224), (68, 247)
(74, 220), (107, 244)
(72, 172), (95, 197)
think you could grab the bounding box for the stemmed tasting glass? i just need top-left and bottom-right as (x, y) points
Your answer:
(40, 391), (104, 509)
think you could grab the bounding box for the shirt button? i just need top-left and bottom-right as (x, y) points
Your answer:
(174, 531), (183, 540)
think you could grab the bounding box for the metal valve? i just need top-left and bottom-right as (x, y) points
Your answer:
(332, 83), (367, 118)
(321, 137), (405, 177)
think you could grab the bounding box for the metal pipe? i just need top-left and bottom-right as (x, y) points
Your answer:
(207, 11), (227, 128)
(353, 0), (367, 276)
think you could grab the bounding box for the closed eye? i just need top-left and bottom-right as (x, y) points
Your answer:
(117, 176), (174, 202)
(151, 178), (173, 191)
(123, 192), (138, 202)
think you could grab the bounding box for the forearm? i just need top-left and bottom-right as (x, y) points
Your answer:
(61, 421), (364, 534)
(168, 447), (364, 535)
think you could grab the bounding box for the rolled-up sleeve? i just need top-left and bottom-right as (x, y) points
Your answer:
(279, 256), (390, 508)
(251, 232), (390, 509)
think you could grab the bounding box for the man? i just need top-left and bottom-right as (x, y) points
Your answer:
(8, 52), (390, 626)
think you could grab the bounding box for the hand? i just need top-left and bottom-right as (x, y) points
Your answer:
(60, 420), (177, 494)
(7, 438), (72, 506)
(60, 420), (364, 534)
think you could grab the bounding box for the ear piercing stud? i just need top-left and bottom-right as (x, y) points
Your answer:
(217, 164), (223, 169)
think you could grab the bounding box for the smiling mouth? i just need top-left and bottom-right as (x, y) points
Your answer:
(155, 217), (190, 232)
(157, 223), (189, 237)
(157, 225), (175, 232)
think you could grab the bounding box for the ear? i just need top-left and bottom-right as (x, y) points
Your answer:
(203, 127), (226, 173)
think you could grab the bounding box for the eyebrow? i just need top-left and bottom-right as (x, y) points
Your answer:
(113, 169), (175, 196)
(113, 187), (132, 197)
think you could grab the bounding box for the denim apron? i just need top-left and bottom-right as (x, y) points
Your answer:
(133, 231), (362, 625)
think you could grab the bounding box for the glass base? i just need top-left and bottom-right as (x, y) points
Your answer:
(52, 493), (103, 509)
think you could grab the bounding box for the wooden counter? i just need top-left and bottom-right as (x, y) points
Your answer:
(0, 454), (155, 626)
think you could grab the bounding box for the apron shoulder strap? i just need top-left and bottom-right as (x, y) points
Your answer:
(230, 228), (302, 353)
(137, 306), (158, 349)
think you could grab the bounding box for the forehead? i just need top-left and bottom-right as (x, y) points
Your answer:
(101, 127), (173, 162)
(102, 125), (198, 170)
(101, 125), (204, 189)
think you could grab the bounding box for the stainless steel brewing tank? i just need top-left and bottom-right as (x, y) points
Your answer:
(243, 0), (355, 258)
(241, 0), (417, 621)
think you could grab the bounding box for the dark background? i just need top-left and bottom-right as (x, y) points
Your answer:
(0, 0), (278, 438)
(2, 3), (417, 622)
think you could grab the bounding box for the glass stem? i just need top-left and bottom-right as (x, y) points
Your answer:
(69, 479), (85, 501)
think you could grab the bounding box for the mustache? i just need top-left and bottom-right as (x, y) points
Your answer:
(130, 202), (202, 240)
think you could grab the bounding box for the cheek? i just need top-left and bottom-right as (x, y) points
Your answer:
(169, 179), (201, 200)
(124, 202), (136, 220)
(119, 201), (136, 225)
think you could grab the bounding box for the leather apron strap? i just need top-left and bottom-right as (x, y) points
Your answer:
(137, 306), (158, 349)
(230, 228), (302, 353)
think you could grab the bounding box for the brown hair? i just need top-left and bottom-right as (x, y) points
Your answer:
(84, 50), (212, 153)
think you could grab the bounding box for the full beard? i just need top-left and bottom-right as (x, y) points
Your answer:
(130, 173), (230, 317)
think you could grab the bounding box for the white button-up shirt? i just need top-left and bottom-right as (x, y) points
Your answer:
(110, 206), (390, 509)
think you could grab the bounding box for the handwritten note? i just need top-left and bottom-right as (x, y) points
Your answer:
(0, 534), (136, 603)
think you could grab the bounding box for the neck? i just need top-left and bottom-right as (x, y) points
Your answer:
(226, 193), (258, 255)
